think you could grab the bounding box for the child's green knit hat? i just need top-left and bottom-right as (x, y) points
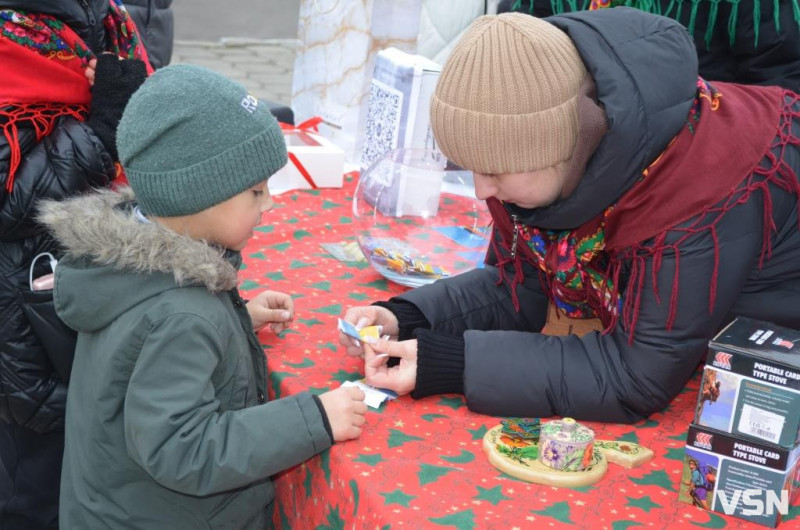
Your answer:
(118, 64), (287, 217)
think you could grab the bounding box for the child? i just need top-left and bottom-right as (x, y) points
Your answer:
(39, 65), (367, 529)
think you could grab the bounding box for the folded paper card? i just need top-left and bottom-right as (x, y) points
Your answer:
(337, 318), (382, 342)
(341, 380), (398, 409)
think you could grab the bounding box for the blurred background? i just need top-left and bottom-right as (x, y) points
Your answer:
(170, 0), (301, 105)
(173, 0), (300, 40)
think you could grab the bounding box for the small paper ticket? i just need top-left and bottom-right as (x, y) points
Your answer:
(341, 380), (397, 409)
(337, 318), (382, 342)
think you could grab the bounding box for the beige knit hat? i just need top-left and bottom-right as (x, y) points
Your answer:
(430, 13), (587, 174)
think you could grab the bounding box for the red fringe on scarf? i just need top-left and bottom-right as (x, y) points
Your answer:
(2, 103), (87, 192)
(607, 92), (800, 341)
(489, 91), (800, 343)
(1, 1), (153, 194)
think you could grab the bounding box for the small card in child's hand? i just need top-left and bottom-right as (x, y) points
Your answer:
(341, 379), (397, 409)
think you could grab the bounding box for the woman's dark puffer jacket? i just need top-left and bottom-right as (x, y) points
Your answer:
(0, 0), (116, 433)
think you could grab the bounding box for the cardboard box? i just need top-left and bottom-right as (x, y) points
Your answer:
(268, 130), (346, 195)
(359, 47), (442, 170)
(695, 317), (800, 448)
(680, 424), (800, 527)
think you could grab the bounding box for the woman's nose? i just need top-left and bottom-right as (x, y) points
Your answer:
(473, 173), (496, 201)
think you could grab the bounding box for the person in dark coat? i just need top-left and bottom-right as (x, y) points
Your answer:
(339, 8), (800, 424)
(0, 1), (150, 527)
(498, 0), (800, 91)
(125, 0), (173, 69)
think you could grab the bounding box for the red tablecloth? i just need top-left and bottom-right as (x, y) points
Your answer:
(239, 174), (798, 529)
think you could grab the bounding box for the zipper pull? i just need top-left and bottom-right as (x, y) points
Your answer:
(231, 291), (245, 308)
(79, 0), (96, 25)
(510, 214), (519, 259)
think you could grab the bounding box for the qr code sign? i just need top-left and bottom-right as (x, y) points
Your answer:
(361, 78), (403, 168)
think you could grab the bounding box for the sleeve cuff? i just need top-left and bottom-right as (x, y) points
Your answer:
(410, 329), (466, 400)
(312, 394), (335, 444)
(373, 299), (430, 341)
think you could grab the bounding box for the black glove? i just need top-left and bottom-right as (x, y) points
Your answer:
(87, 54), (147, 161)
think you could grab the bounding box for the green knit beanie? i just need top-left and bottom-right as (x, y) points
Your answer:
(118, 64), (287, 217)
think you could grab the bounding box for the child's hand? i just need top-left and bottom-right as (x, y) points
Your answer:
(339, 305), (399, 357)
(318, 386), (367, 442)
(247, 290), (294, 333)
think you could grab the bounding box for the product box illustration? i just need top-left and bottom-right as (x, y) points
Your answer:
(695, 317), (800, 448)
(680, 424), (800, 527)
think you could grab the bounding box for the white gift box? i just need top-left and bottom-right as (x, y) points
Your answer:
(268, 129), (346, 195)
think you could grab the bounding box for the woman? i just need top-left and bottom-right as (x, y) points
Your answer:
(0, 1), (150, 527)
(339, 9), (800, 424)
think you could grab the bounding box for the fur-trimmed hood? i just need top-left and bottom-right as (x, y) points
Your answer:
(38, 187), (240, 332)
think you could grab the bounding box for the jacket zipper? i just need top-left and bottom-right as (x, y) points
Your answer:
(232, 292), (245, 308)
(510, 214), (519, 259)
(78, 0), (97, 51)
(230, 290), (268, 403)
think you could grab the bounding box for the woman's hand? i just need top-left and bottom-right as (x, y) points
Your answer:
(338, 305), (399, 357)
(363, 338), (417, 396)
(246, 290), (294, 333)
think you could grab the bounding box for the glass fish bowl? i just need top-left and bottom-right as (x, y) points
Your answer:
(352, 148), (492, 288)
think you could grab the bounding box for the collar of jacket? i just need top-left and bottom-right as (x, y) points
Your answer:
(37, 186), (240, 293)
